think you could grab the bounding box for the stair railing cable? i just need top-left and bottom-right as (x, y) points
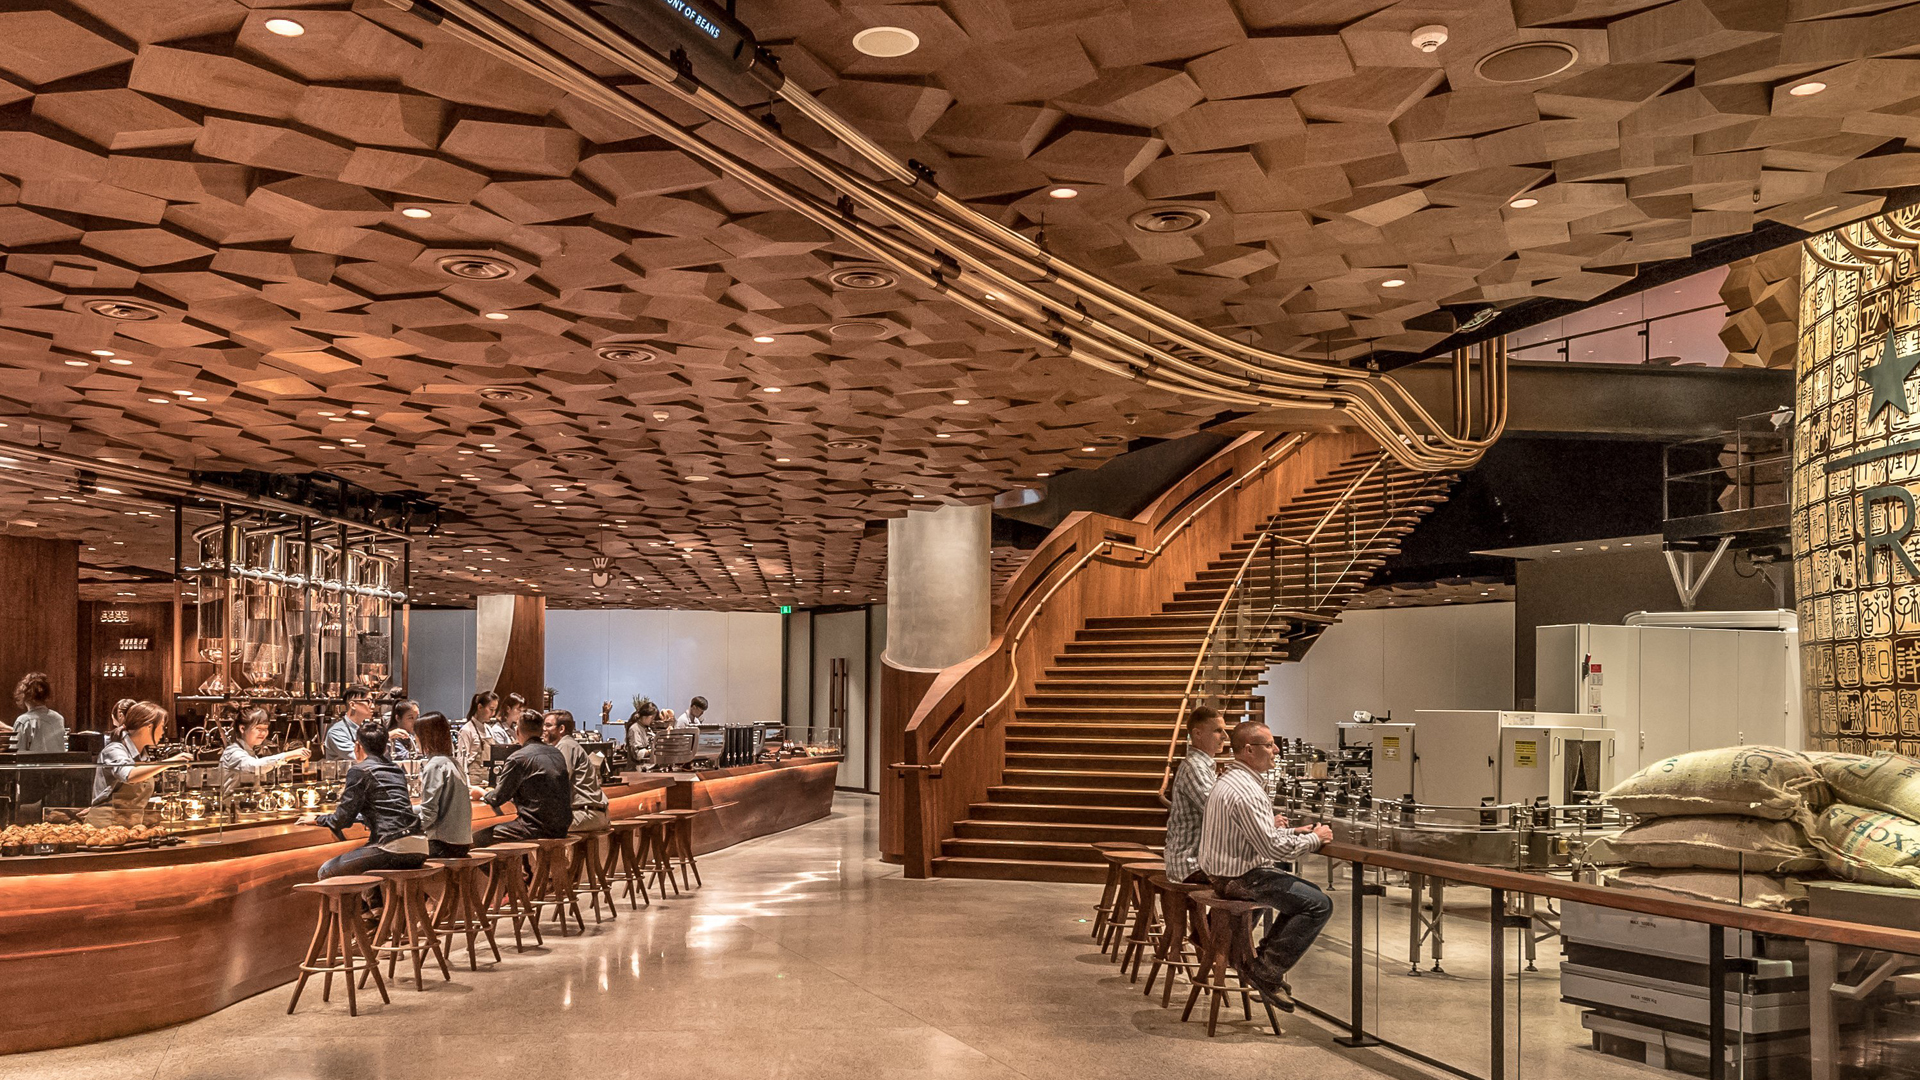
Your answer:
(896, 434), (1312, 777)
(1155, 453), (1394, 798)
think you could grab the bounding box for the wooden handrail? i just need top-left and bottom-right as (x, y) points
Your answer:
(896, 432), (1312, 773)
(1320, 840), (1920, 955)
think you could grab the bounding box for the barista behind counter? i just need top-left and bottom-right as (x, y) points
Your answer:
(89, 701), (192, 826)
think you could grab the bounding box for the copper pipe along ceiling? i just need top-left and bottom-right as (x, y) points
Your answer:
(382, 0), (1508, 472)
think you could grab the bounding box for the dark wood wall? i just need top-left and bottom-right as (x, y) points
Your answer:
(76, 601), (174, 731)
(0, 536), (78, 724)
(498, 594), (546, 709)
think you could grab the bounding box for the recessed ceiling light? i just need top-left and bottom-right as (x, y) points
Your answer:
(1035, 472), (1051, 477)
(482, 311), (510, 321)
(952, 398), (971, 405)
(1381, 278), (1406, 288)
(752, 335), (776, 344)
(1789, 80), (1827, 96)
(852, 25), (919, 57)
(264, 18), (305, 36)
(172, 389), (193, 396)
(685, 475), (710, 482)
(1081, 446), (1098, 452)
(108, 358), (132, 366)
(147, 397), (167, 404)
(911, 493), (925, 499)
(401, 207), (433, 219)
(89, 349), (115, 357)
(63, 359), (87, 367)
(775, 457), (791, 463)
(188, 395), (207, 402)
(935, 432), (951, 439)
(1048, 187), (1079, 200)
(760, 386), (782, 393)
(1509, 197), (1538, 209)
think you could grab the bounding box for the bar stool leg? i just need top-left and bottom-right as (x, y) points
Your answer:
(652, 825), (680, 898)
(511, 861), (544, 949)
(288, 901), (330, 1014)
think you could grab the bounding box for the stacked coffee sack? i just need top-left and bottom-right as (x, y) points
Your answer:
(1593, 747), (1920, 910)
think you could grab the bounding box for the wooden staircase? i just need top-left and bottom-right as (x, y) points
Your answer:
(931, 452), (1459, 882)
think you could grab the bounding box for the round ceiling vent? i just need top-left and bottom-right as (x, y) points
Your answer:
(872, 481), (907, 491)
(595, 345), (657, 364)
(827, 265), (899, 290)
(435, 254), (519, 281)
(1475, 41), (1579, 83)
(828, 320), (890, 340)
(825, 439), (871, 450)
(477, 387), (533, 402)
(84, 299), (163, 321)
(1129, 205), (1211, 234)
(551, 450), (595, 462)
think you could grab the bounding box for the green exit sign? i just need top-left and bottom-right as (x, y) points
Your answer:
(779, 605), (793, 614)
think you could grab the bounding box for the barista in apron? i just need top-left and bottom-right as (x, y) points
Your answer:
(89, 701), (193, 827)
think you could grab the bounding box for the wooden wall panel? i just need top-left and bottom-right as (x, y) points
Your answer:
(0, 537), (79, 726)
(77, 601), (173, 731)
(878, 661), (937, 862)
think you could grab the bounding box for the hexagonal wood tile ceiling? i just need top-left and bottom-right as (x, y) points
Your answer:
(0, 0), (1916, 609)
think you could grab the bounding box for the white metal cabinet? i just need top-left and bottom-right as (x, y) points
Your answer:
(1637, 626), (1694, 767)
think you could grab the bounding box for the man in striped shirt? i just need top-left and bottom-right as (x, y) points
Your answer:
(1198, 720), (1333, 1011)
(1163, 706), (1228, 885)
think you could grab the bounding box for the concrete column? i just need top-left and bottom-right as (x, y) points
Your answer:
(885, 503), (991, 670)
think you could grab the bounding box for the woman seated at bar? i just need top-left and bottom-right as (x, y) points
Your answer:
(469, 710), (570, 845)
(298, 719), (427, 879)
(219, 706), (310, 786)
(387, 699), (421, 761)
(12, 672), (67, 754)
(411, 711), (471, 858)
(455, 690), (499, 785)
(89, 701), (192, 826)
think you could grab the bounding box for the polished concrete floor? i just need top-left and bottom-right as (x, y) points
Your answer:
(8, 795), (1662, 1080)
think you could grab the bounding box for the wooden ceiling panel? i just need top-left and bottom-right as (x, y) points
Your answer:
(0, 0), (1916, 608)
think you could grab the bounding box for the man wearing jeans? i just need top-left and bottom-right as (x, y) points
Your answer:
(301, 720), (428, 879)
(1197, 720), (1333, 1012)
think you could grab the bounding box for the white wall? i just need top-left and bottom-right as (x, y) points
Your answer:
(407, 608), (476, 720)
(811, 610), (868, 789)
(1260, 602), (1516, 746)
(544, 609), (783, 728)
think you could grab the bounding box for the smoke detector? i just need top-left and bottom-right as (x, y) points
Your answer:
(1411, 25), (1449, 53)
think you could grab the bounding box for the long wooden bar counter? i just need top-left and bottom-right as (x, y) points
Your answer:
(0, 755), (841, 1055)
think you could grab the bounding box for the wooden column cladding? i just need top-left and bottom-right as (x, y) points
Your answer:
(500, 594), (546, 708)
(0, 537), (79, 725)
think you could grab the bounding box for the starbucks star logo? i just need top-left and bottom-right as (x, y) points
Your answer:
(1865, 329), (1920, 424)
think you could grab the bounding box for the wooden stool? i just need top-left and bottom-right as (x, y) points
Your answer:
(604, 819), (652, 910)
(638, 814), (679, 898)
(661, 809), (702, 889)
(1097, 851), (1159, 956)
(287, 876), (388, 1016)
(480, 842), (544, 952)
(1145, 875), (1206, 1007)
(571, 828), (618, 923)
(1117, 860), (1166, 979)
(1090, 844), (1151, 941)
(363, 866), (451, 991)
(528, 836), (584, 935)
(429, 852), (501, 970)
(1183, 890), (1283, 1037)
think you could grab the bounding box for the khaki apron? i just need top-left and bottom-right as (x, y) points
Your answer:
(86, 777), (154, 828)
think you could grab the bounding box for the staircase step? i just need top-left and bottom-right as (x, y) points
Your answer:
(1083, 613), (1219, 629)
(940, 837), (1111, 863)
(1014, 707), (1192, 723)
(1005, 735), (1169, 754)
(1003, 767), (1170, 790)
(1006, 722), (1177, 738)
(953, 819), (1166, 843)
(1006, 751), (1168, 773)
(966, 802), (1168, 825)
(930, 856), (1107, 883)
(986, 785), (1168, 808)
